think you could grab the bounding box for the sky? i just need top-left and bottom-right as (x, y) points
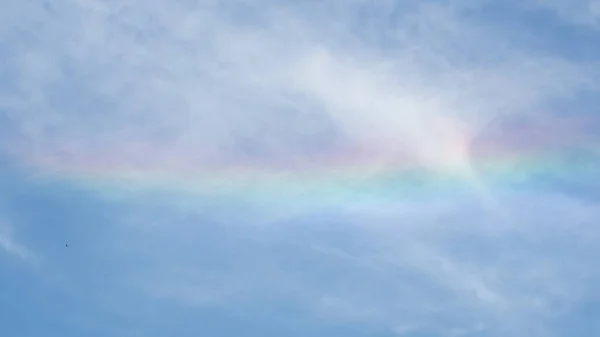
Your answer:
(1, 0), (600, 336)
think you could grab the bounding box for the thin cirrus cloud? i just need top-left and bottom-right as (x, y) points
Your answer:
(1, 0), (600, 336)
(0, 220), (31, 261)
(1, 0), (595, 168)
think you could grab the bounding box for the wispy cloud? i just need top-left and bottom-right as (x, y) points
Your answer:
(0, 221), (31, 261)
(2, 1), (596, 168)
(112, 191), (600, 336)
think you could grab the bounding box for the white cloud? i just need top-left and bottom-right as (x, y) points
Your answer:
(2, 0), (595, 169)
(0, 221), (31, 260)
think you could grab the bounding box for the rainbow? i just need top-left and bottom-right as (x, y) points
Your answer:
(13, 115), (598, 211)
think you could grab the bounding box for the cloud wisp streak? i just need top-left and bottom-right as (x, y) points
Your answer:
(0, 221), (31, 261)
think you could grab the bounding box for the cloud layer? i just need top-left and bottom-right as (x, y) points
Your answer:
(0, 220), (31, 260)
(2, 0), (596, 168)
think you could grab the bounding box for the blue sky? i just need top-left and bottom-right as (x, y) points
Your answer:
(2, 1), (600, 336)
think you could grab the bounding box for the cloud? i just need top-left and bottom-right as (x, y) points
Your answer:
(1, 0), (595, 169)
(108, 191), (600, 336)
(0, 221), (31, 260)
